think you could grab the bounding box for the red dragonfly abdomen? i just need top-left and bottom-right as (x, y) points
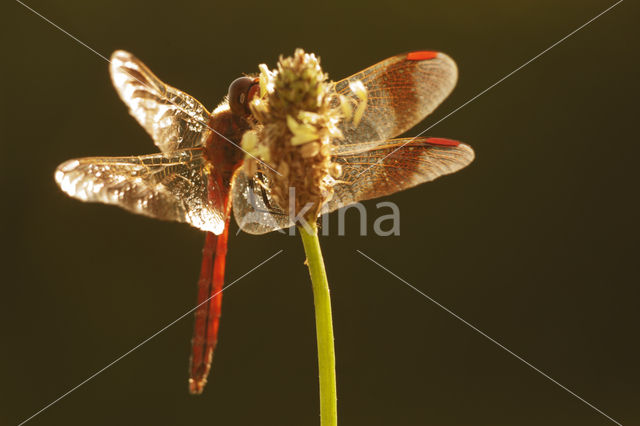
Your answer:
(189, 112), (244, 394)
(189, 223), (230, 394)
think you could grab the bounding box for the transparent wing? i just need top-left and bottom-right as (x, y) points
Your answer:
(231, 138), (473, 233)
(231, 166), (293, 235)
(55, 148), (226, 234)
(110, 50), (212, 153)
(332, 51), (457, 150)
(326, 137), (474, 212)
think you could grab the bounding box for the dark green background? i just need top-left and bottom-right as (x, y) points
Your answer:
(3, 0), (638, 425)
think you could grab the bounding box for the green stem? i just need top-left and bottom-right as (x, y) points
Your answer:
(299, 223), (337, 426)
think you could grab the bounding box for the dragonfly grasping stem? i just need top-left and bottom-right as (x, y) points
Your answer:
(299, 223), (337, 426)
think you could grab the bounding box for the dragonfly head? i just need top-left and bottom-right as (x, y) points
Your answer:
(228, 76), (260, 119)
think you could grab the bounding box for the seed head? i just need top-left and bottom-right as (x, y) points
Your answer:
(241, 49), (346, 222)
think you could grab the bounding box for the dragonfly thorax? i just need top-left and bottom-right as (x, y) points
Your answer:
(204, 107), (249, 179)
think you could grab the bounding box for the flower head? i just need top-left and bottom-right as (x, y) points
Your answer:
(242, 49), (346, 222)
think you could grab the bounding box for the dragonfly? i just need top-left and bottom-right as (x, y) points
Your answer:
(55, 49), (474, 394)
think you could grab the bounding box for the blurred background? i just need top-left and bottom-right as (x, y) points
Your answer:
(3, 0), (638, 424)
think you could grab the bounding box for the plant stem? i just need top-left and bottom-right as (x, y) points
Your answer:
(299, 223), (337, 426)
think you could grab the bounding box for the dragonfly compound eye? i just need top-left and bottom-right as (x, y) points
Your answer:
(228, 76), (259, 117)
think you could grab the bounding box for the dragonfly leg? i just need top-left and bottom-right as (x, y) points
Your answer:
(246, 172), (287, 217)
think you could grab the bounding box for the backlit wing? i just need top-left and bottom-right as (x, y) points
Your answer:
(232, 138), (473, 234)
(326, 137), (474, 212)
(110, 50), (212, 152)
(332, 51), (457, 149)
(231, 167), (293, 235)
(55, 148), (226, 234)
